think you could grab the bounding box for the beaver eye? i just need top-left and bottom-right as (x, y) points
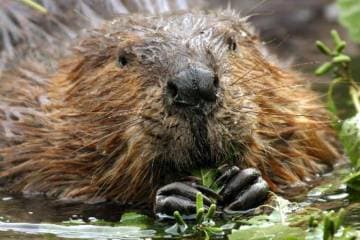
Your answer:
(227, 37), (237, 51)
(117, 55), (128, 67)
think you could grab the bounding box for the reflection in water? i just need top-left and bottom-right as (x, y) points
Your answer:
(0, 191), (156, 239)
(0, 222), (155, 239)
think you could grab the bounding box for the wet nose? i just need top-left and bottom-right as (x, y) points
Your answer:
(166, 67), (219, 107)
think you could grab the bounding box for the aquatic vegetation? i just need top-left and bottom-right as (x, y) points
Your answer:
(315, 30), (360, 193)
(166, 192), (223, 240)
(337, 0), (360, 43)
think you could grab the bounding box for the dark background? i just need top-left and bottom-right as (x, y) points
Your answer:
(204, 0), (359, 68)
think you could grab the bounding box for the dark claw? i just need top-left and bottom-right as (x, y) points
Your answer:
(155, 195), (197, 216)
(224, 178), (269, 213)
(221, 168), (261, 204)
(154, 182), (213, 218)
(156, 182), (212, 204)
(191, 183), (221, 200)
(215, 166), (240, 187)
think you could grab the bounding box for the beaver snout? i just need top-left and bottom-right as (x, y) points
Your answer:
(166, 66), (219, 107)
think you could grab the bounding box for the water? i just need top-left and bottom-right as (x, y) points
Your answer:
(0, 192), (157, 239)
(0, 168), (358, 240)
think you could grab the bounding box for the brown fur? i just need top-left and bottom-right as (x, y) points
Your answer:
(0, 11), (340, 207)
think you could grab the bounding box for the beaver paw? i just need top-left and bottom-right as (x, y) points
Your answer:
(154, 182), (217, 218)
(217, 167), (269, 213)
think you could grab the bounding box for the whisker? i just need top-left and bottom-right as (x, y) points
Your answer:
(230, 72), (268, 86)
(230, 67), (258, 86)
(245, 0), (269, 15)
(239, 104), (330, 112)
(236, 84), (305, 97)
(70, 118), (145, 154)
(289, 61), (322, 68)
(233, 107), (331, 120)
(273, 33), (291, 51)
(95, 115), (148, 130)
(93, 120), (161, 198)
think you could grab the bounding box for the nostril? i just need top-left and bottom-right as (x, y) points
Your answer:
(167, 81), (178, 99)
(166, 67), (218, 107)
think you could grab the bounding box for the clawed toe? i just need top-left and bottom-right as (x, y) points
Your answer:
(154, 182), (213, 218)
(224, 177), (269, 213)
(221, 168), (261, 204)
(154, 168), (270, 218)
(217, 168), (269, 213)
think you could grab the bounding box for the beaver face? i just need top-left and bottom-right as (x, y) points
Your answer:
(109, 12), (262, 170)
(62, 12), (262, 173)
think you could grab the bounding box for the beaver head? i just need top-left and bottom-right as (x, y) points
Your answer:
(55, 11), (259, 169)
(0, 11), (339, 205)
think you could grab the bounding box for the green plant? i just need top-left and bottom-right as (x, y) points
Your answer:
(337, 0), (360, 43)
(315, 30), (360, 192)
(308, 209), (356, 240)
(166, 192), (223, 239)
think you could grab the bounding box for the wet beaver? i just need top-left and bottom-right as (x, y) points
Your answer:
(0, 5), (341, 216)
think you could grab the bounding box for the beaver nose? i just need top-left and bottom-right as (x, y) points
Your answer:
(166, 67), (219, 107)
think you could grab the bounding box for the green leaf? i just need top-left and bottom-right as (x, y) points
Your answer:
(229, 224), (305, 240)
(204, 229), (210, 240)
(165, 211), (188, 235)
(343, 171), (360, 191)
(336, 41), (347, 53)
(205, 226), (223, 233)
(339, 113), (360, 169)
(316, 41), (332, 56)
(192, 168), (218, 190)
(333, 54), (352, 63)
(119, 212), (151, 226)
(196, 208), (205, 224)
(196, 192), (204, 214)
(334, 209), (346, 231)
(337, 0), (360, 43)
(331, 30), (346, 52)
(315, 62), (334, 76)
(173, 211), (186, 227)
(205, 204), (216, 220)
(323, 214), (335, 240)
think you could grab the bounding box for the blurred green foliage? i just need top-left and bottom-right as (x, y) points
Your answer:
(337, 0), (360, 43)
(315, 30), (360, 194)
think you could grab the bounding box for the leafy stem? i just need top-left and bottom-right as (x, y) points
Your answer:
(316, 30), (360, 186)
(167, 192), (222, 239)
(316, 30), (360, 115)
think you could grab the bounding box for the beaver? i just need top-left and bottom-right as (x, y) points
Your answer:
(0, 4), (341, 216)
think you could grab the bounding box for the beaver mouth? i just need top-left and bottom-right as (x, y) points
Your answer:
(190, 117), (214, 166)
(161, 97), (219, 169)
(170, 100), (217, 116)
(180, 113), (216, 168)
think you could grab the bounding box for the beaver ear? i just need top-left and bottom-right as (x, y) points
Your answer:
(227, 37), (237, 51)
